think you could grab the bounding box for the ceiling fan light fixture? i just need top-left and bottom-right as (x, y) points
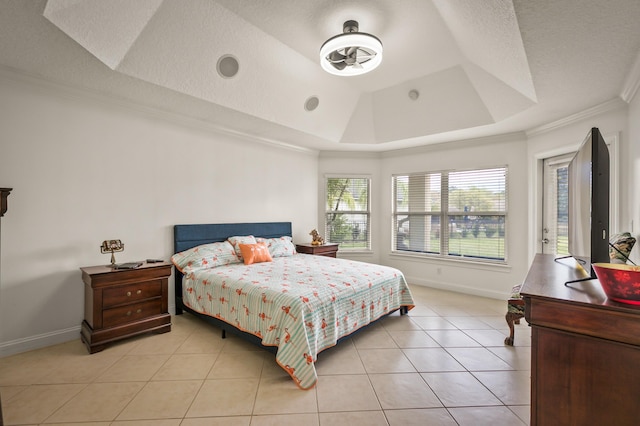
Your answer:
(320, 21), (382, 76)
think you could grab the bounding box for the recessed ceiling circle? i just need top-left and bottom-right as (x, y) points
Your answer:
(216, 54), (239, 79)
(304, 96), (319, 111)
(320, 21), (383, 77)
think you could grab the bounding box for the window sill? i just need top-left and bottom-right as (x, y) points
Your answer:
(339, 249), (373, 255)
(389, 251), (511, 272)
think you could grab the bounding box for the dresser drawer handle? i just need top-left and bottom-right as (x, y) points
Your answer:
(126, 291), (131, 297)
(137, 308), (142, 314)
(137, 289), (142, 295)
(126, 290), (143, 297)
(126, 310), (132, 316)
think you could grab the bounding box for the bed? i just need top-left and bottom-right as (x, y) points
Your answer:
(173, 222), (414, 389)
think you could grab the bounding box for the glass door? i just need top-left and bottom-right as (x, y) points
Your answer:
(542, 154), (573, 255)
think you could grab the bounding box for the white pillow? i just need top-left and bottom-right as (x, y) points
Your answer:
(171, 241), (239, 273)
(256, 236), (296, 258)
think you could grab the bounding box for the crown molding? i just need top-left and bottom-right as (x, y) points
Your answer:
(525, 97), (627, 138)
(0, 65), (318, 156)
(319, 150), (382, 159)
(621, 51), (640, 103)
(380, 131), (527, 158)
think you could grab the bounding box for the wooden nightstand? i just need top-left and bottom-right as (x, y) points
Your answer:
(295, 243), (339, 258)
(80, 261), (172, 353)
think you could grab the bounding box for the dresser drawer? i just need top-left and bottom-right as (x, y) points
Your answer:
(103, 299), (163, 328)
(103, 280), (162, 308)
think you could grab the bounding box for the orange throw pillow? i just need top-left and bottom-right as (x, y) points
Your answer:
(239, 242), (273, 265)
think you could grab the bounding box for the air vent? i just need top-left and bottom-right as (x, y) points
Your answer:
(305, 96), (319, 111)
(217, 55), (239, 79)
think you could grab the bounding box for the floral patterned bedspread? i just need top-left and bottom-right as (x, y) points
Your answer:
(182, 253), (414, 389)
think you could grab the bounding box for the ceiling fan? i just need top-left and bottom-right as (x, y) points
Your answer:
(320, 20), (383, 76)
(327, 46), (375, 71)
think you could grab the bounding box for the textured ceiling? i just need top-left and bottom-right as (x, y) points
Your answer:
(2, 0), (640, 151)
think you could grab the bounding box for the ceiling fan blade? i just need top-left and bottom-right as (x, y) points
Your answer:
(328, 51), (346, 62)
(331, 61), (348, 70)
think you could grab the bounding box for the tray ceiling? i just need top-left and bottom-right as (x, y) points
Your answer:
(2, 0), (640, 151)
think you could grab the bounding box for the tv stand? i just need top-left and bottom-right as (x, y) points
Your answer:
(521, 254), (640, 425)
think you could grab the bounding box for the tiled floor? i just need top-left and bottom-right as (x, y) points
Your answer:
(0, 285), (531, 425)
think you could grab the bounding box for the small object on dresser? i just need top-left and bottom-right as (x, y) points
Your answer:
(113, 262), (143, 269)
(593, 262), (640, 305)
(146, 259), (164, 263)
(309, 229), (325, 245)
(100, 239), (124, 265)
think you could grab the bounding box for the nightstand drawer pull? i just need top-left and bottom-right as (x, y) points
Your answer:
(126, 291), (131, 297)
(126, 308), (142, 316)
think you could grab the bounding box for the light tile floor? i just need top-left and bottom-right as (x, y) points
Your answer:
(0, 285), (531, 425)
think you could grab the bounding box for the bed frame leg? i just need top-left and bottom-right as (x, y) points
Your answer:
(221, 329), (226, 339)
(400, 306), (408, 315)
(175, 297), (184, 315)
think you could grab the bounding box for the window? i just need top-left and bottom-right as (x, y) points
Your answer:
(542, 154), (572, 256)
(392, 167), (507, 262)
(325, 177), (371, 250)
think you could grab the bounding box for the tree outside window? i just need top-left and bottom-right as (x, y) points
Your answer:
(325, 177), (370, 250)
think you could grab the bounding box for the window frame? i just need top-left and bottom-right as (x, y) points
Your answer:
(324, 175), (372, 252)
(392, 166), (508, 264)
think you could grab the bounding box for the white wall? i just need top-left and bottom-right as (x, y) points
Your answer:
(317, 152), (383, 264)
(526, 102), (629, 261)
(0, 73), (319, 356)
(380, 135), (530, 299)
(320, 134), (531, 299)
(321, 100), (633, 300)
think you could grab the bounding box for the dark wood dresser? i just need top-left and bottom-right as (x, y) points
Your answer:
(0, 188), (11, 426)
(520, 254), (640, 425)
(80, 261), (172, 353)
(296, 243), (339, 257)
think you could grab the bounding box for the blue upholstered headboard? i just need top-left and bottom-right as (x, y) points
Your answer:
(174, 222), (292, 253)
(173, 222), (292, 310)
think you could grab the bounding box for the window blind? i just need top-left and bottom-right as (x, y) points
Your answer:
(393, 167), (507, 262)
(325, 177), (371, 250)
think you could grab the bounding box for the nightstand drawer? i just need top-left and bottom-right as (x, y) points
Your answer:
(103, 299), (162, 328)
(103, 280), (162, 308)
(296, 243), (339, 257)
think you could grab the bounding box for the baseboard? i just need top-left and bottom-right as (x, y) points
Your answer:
(407, 276), (508, 300)
(1, 303), (178, 358)
(0, 325), (81, 358)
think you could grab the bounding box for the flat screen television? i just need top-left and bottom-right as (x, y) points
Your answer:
(566, 127), (610, 281)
